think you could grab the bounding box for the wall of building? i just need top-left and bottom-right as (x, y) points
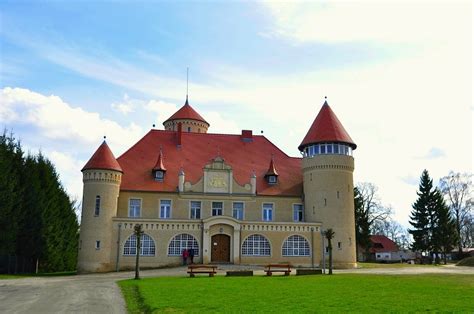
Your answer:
(302, 154), (357, 268)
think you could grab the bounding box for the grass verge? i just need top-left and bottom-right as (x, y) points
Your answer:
(0, 271), (76, 279)
(119, 274), (474, 313)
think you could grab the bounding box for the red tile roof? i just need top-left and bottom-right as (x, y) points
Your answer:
(164, 99), (209, 125)
(82, 141), (123, 172)
(369, 235), (399, 253)
(299, 101), (356, 151)
(117, 130), (302, 196)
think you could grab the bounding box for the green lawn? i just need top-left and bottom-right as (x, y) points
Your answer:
(119, 274), (474, 313)
(357, 262), (441, 268)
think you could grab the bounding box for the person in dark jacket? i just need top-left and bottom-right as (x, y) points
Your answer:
(189, 248), (195, 264)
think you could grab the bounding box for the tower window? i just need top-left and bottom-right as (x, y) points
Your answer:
(337, 191), (340, 199)
(95, 241), (101, 250)
(187, 127), (191, 132)
(338, 242), (342, 250)
(324, 198), (327, 206)
(94, 195), (101, 216)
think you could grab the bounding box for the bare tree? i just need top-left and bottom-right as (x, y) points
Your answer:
(439, 172), (473, 254)
(372, 218), (411, 250)
(356, 182), (393, 233)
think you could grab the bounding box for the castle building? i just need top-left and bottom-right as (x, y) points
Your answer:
(77, 98), (357, 272)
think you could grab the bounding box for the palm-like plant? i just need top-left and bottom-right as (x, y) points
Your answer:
(324, 229), (335, 275)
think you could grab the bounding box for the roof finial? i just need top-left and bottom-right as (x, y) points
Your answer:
(103, 135), (106, 140)
(186, 67), (189, 102)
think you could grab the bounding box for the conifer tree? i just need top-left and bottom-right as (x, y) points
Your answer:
(432, 188), (457, 264)
(409, 170), (434, 255)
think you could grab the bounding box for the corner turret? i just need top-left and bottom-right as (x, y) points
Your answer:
(300, 99), (357, 268)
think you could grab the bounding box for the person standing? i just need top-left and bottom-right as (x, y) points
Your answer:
(189, 248), (195, 264)
(182, 249), (189, 266)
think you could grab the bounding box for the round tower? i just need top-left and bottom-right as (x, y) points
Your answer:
(77, 140), (122, 273)
(163, 97), (209, 133)
(299, 100), (357, 268)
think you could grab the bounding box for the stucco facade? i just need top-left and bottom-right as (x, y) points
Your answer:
(77, 99), (357, 272)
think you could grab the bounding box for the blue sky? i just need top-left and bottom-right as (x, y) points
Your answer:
(1, 1), (472, 227)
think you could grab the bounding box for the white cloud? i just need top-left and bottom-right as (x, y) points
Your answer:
(0, 87), (143, 155)
(111, 94), (135, 114)
(260, 2), (470, 45)
(145, 99), (180, 125)
(48, 151), (85, 200)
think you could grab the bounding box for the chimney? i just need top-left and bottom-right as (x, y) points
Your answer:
(241, 130), (253, 142)
(177, 122), (182, 147)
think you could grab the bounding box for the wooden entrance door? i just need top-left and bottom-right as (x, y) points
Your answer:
(211, 234), (230, 263)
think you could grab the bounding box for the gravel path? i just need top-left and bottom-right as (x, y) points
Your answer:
(1, 264), (472, 313)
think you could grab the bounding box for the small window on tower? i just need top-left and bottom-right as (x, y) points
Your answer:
(187, 127), (191, 132)
(338, 242), (342, 249)
(95, 241), (101, 250)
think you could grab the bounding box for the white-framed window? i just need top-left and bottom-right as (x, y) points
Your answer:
(168, 234), (199, 256)
(282, 235), (310, 256)
(129, 199), (141, 218)
(212, 201), (223, 216)
(155, 171), (164, 181)
(241, 234), (271, 256)
(95, 240), (101, 250)
(233, 202), (244, 220)
(123, 234), (156, 256)
(293, 204), (303, 222)
(190, 201), (201, 219)
(94, 195), (101, 216)
(160, 199), (171, 219)
(262, 203), (273, 221)
(268, 175), (277, 184)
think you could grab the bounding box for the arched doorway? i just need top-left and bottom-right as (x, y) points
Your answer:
(211, 234), (230, 263)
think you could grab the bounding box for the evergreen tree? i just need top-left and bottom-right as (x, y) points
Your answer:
(432, 188), (457, 264)
(409, 170), (434, 255)
(354, 187), (371, 261)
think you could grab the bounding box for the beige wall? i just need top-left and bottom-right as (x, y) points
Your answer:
(163, 119), (209, 133)
(117, 191), (303, 223)
(302, 154), (357, 268)
(78, 169), (122, 273)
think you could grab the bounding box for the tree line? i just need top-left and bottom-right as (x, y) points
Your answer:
(354, 169), (473, 263)
(0, 131), (79, 273)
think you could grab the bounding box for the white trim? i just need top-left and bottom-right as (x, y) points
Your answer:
(189, 200), (202, 219)
(167, 233), (200, 257)
(241, 233), (272, 257)
(281, 234), (310, 257)
(232, 201), (245, 220)
(159, 199), (172, 219)
(292, 203), (304, 222)
(128, 197), (143, 218)
(211, 200), (224, 217)
(262, 202), (274, 222)
(122, 232), (156, 257)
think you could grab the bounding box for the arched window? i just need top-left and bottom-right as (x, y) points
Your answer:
(123, 234), (156, 256)
(168, 234), (199, 256)
(241, 234), (271, 256)
(282, 235), (310, 256)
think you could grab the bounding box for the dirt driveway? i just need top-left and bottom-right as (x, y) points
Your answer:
(1, 265), (473, 313)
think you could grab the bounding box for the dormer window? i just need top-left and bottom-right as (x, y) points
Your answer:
(154, 170), (164, 181)
(267, 175), (277, 184)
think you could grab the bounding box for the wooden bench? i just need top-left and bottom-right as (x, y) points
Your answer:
(187, 265), (217, 277)
(265, 264), (292, 276)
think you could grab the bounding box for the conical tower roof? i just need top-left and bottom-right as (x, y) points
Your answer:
(298, 101), (356, 151)
(163, 98), (209, 125)
(82, 141), (123, 172)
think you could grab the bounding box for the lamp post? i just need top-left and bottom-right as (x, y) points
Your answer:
(321, 229), (325, 274)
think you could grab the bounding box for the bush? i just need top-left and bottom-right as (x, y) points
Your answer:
(456, 257), (474, 267)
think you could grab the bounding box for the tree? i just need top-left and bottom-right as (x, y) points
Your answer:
(409, 170), (435, 256)
(372, 219), (410, 250)
(354, 187), (370, 261)
(134, 224), (144, 280)
(431, 189), (457, 264)
(324, 229), (335, 275)
(356, 183), (393, 234)
(439, 172), (473, 254)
